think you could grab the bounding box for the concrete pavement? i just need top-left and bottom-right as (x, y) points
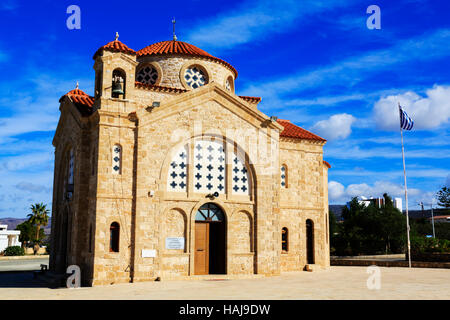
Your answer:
(0, 266), (449, 300)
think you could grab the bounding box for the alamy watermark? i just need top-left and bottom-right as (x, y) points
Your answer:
(366, 265), (381, 290)
(66, 5), (81, 30)
(366, 5), (381, 30)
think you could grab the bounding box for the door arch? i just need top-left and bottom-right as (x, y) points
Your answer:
(194, 203), (226, 275)
(306, 219), (315, 264)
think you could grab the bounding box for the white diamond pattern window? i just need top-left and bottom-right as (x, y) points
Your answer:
(232, 151), (250, 195)
(193, 140), (226, 194)
(112, 145), (122, 174)
(167, 144), (188, 192)
(281, 165), (287, 188)
(136, 66), (158, 85)
(225, 79), (231, 91)
(184, 67), (207, 89)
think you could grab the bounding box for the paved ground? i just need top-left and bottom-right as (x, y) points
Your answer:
(0, 266), (449, 300)
(0, 257), (49, 272)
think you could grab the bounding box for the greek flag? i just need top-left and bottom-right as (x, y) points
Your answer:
(399, 107), (414, 130)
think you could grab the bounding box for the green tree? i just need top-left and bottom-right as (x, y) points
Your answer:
(27, 203), (50, 254)
(331, 194), (406, 255)
(16, 220), (46, 248)
(436, 186), (450, 208)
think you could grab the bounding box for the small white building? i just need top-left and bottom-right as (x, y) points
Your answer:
(348, 196), (402, 212)
(0, 225), (21, 253)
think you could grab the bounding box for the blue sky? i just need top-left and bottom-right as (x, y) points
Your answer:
(0, 0), (449, 218)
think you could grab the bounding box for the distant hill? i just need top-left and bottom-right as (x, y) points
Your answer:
(329, 205), (346, 221)
(0, 217), (51, 235)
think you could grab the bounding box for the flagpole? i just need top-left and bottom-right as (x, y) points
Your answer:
(399, 102), (412, 268)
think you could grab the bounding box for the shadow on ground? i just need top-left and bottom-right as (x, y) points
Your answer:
(0, 271), (50, 288)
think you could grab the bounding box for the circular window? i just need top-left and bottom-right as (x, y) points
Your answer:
(184, 66), (208, 89)
(136, 65), (158, 85)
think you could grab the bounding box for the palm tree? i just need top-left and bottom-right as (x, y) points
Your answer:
(27, 203), (50, 254)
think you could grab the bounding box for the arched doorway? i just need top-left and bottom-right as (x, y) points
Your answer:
(306, 219), (314, 264)
(194, 203), (226, 275)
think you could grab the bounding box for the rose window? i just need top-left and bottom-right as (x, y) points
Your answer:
(136, 66), (158, 85)
(184, 67), (207, 89)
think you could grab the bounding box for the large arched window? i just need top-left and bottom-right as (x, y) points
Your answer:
(109, 222), (120, 252)
(282, 227), (289, 252)
(166, 138), (251, 196)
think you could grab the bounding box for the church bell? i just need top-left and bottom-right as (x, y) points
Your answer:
(112, 75), (124, 95)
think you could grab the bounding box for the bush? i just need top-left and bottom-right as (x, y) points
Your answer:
(4, 246), (25, 256)
(411, 236), (450, 254)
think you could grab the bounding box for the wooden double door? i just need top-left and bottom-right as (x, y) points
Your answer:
(194, 203), (226, 275)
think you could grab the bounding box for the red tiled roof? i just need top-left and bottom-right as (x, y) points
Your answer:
(135, 81), (187, 93)
(137, 40), (238, 78)
(277, 119), (326, 142)
(239, 96), (262, 104)
(59, 88), (94, 116)
(323, 160), (331, 168)
(93, 40), (136, 60)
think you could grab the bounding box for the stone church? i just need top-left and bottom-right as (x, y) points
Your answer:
(50, 33), (331, 286)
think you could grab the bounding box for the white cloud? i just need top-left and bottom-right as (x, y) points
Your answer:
(373, 85), (450, 131)
(186, 0), (358, 50)
(328, 181), (345, 200)
(311, 113), (356, 140)
(329, 180), (421, 204)
(241, 29), (450, 109)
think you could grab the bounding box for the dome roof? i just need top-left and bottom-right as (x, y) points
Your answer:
(93, 39), (136, 60)
(137, 40), (237, 78)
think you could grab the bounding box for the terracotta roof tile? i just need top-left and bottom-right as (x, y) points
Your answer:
(277, 119), (326, 142)
(239, 96), (262, 104)
(137, 40), (237, 78)
(323, 160), (331, 168)
(93, 40), (136, 60)
(135, 81), (188, 93)
(59, 88), (95, 116)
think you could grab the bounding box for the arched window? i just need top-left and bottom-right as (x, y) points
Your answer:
(109, 222), (120, 252)
(112, 144), (122, 174)
(112, 69), (126, 98)
(195, 203), (224, 222)
(225, 76), (234, 92)
(281, 165), (287, 188)
(66, 148), (74, 199)
(282, 227), (288, 252)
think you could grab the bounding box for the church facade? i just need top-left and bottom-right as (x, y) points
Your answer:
(50, 35), (331, 286)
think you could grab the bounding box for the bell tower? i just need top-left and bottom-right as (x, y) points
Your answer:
(92, 32), (138, 104)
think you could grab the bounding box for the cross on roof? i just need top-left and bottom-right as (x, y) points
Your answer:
(172, 18), (177, 41)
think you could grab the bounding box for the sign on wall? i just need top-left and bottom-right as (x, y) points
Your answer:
(165, 237), (185, 250)
(142, 249), (157, 258)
